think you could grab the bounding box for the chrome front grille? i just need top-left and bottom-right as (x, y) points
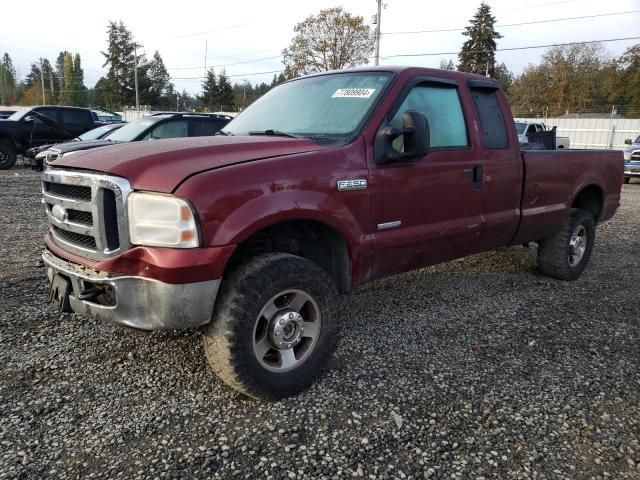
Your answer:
(42, 170), (132, 260)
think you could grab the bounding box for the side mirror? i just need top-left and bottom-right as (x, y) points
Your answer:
(374, 110), (430, 164)
(624, 138), (632, 145)
(23, 116), (35, 122)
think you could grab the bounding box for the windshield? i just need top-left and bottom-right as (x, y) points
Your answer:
(224, 72), (393, 138)
(106, 117), (161, 142)
(78, 125), (117, 141)
(515, 122), (527, 134)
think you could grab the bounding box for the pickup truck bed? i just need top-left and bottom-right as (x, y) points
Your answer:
(514, 150), (622, 244)
(41, 66), (623, 399)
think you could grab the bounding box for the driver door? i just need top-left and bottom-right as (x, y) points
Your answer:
(369, 79), (484, 279)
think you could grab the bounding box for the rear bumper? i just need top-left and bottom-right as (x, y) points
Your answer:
(43, 248), (220, 330)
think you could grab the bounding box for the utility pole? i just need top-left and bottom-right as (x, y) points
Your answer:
(204, 40), (208, 78)
(49, 70), (56, 104)
(133, 43), (140, 112)
(374, 0), (382, 66)
(39, 58), (46, 104)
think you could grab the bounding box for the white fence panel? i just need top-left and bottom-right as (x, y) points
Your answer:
(515, 116), (640, 150)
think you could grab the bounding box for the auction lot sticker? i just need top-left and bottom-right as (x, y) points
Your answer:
(332, 88), (376, 98)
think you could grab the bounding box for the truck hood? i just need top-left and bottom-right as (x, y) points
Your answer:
(51, 135), (325, 192)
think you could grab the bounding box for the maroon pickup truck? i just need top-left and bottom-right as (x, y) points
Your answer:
(41, 67), (623, 399)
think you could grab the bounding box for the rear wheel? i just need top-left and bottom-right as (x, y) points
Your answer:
(624, 177), (631, 184)
(202, 253), (341, 399)
(0, 139), (17, 170)
(537, 208), (595, 280)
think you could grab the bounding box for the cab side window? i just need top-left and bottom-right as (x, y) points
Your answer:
(149, 120), (188, 139)
(389, 83), (468, 151)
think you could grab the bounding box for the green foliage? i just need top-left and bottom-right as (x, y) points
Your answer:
(0, 53), (17, 105)
(439, 59), (456, 71)
(506, 43), (640, 117)
(282, 7), (373, 78)
(101, 20), (141, 109)
(199, 69), (235, 111)
(458, 2), (502, 77)
(146, 50), (174, 109)
(493, 62), (513, 93)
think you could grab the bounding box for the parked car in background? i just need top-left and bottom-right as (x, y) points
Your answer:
(42, 67), (622, 399)
(515, 121), (570, 149)
(0, 105), (96, 169)
(44, 112), (232, 165)
(92, 108), (123, 124)
(26, 122), (124, 170)
(623, 135), (640, 183)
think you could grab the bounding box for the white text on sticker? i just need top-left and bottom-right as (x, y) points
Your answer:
(332, 88), (375, 98)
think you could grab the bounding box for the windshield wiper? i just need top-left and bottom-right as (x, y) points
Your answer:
(215, 130), (233, 136)
(248, 129), (300, 139)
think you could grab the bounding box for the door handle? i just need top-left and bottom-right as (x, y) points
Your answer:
(463, 166), (483, 188)
(472, 165), (484, 189)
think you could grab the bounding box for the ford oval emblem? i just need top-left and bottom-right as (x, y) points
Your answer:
(51, 204), (67, 223)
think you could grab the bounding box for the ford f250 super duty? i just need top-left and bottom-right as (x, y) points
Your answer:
(41, 67), (624, 399)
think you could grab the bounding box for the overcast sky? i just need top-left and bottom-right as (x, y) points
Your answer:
(2, 0), (638, 94)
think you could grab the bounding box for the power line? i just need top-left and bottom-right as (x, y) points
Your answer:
(172, 69), (283, 81)
(383, 10), (640, 35)
(167, 55), (282, 72)
(169, 22), (254, 39)
(380, 36), (640, 59)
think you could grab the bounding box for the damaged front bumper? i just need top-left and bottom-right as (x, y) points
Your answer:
(42, 248), (220, 330)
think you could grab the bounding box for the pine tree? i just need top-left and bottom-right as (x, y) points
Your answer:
(62, 52), (74, 105)
(101, 21), (139, 108)
(200, 68), (218, 111)
(0, 53), (17, 104)
(72, 53), (86, 105)
(458, 2), (502, 77)
(217, 69), (234, 110)
(439, 59), (456, 71)
(147, 50), (173, 108)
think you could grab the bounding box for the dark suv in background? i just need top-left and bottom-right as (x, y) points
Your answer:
(44, 113), (232, 165)
(0, 106), (96, 169)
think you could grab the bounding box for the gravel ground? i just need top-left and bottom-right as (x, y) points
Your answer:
(1, 167), (639, 480)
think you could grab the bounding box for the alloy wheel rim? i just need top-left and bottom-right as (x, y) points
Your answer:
(568, 225), (587, 267)
(252, 289), (322, 373)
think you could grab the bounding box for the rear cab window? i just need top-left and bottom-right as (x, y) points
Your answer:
(469, 86), (509, 149)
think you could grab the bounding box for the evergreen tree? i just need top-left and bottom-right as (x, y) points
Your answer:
(62, 52), (74, 105)
(439, 59), (456, 71)
(23, 59), (55, 104)
(55, 51), (69, 103)
(101, 20), (141, 108)
(147, 50), (173, 108)
(0, 53), (17, 104)
(72, 53), (87, 105)
(458, 2), (502, 77)
(217, 69), (234, 110)
(200, 68), (218, 111)
(493, 62), (513, 92)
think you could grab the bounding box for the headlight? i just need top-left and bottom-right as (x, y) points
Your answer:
(127, 192), (200, 248)
(624, 152), (631, 161)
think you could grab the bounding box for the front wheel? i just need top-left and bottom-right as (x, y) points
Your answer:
(0, 139), (17, 170)
(202, 253), (341, 399)
(537, 208), (596, 280)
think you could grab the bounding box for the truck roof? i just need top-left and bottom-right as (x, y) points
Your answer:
(294, 65), (500, 86)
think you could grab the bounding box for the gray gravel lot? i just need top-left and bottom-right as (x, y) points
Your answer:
(1, 167), (639, 480)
